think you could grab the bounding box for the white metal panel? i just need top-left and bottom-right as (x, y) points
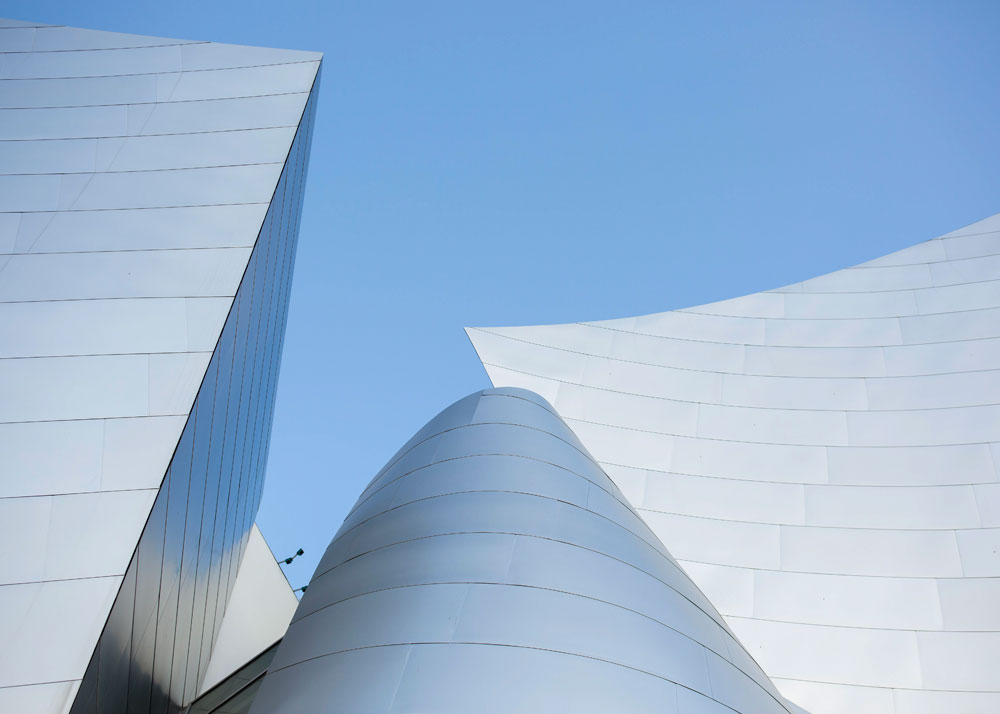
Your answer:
(0, 247), (252, 302)
(771, 678), (893, 714)
(728, 616), (923, 688)
(0, 490), (155, 584)
(200, 524), (299, 694)
(803, 483), (980, 529)
(0, 577), (120, 687)
(744, 343), (887, 377)
(643, 471), (806, 525)
(0, 419), (103, 497)
(721, 372), (868, 410)
(882, 336), (1000, 376)
(780, 524), (963, 577)
(140, 92), (310, 134)
(826, 443), (996, 485)
(0, 298), (188, 357)
(23, 203), (268, 253)
(752, 569), (943, 629)
(0, 74), (157, 109)
(0, 354), (149, 421)
(0, 681), (80, 714)
(0, 138), (97, 174)
(0, 104), (127, 139)
(169, 62), (319, 101)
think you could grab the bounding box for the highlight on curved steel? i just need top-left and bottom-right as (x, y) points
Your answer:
(467, 213), (1000, 714)
(248, 388), (798, 714)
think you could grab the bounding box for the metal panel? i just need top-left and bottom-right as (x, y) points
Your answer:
(0, 17), (320, 714)
(469, 213), (1000, 713)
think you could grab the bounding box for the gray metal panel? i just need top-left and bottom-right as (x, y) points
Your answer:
(468, 213), (1000, 714)
(249, 389), (794, 714)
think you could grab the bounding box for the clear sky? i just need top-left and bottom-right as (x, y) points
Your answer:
(4, 0), (999, 587)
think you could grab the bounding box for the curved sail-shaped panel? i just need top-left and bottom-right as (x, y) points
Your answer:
(249, 388), (795, 714)
(467, 213), (1000, 713)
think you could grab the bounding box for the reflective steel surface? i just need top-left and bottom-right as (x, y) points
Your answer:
(0, 17), (319, 714)
(468, 214), (1000, 713)
(249, 388), (796, 714)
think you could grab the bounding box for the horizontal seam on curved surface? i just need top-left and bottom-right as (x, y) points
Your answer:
(479, 390), (564, 420)
(770, 674), (1000, 694)
(603, 459), (1000, 488)
(287, 580), (782, 706)
(332, 489), (668, 578)
(472, 326), (1000, 379)
(724, 612), (1000, 634)
(0, 124), (301, 142)
(0, 295), (239, 305)
(671, 556), (988, 580)
(366, 416), (599, 495)
(0, 89), (309, 111)
(637, 504), (996, 532)
(793, 240), (999, 270)
(0, 201), (271, 213)
(0, 350), (219, 362)
(0, 572), (124, 586)
(758, 275), (1000, 296)
(631, 298), (1000, 321)
(483, 359), (1000, 414)
(350, 449), (628, 525)
(0, 487), (159, 500)
(564, 414), (1000, 449)
(0, 41), (208, 55)
(0, 412), (188, 425)
(0, 25), (64, 30)
(0, 678), (81, 689)
(0, 246), (258, 257)
(0, 57), (320, 81)
(575, 319), (1000, 349)
(312, 529), (733, 644)
(267, 642), (786, 714)
(0, 160), (282, 176)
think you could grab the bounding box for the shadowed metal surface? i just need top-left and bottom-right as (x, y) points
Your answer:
(467, 213), (1000, 714)
(249, 388), (795, 714)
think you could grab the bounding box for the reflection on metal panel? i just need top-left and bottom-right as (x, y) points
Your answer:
(467, 213), (1000, 714)
(248, 389), (795, 714)
(0, 18), (319, 714)
(199, 525), (298, 696)
(185, 642), (279, 714)
(68, 85), (318, 714)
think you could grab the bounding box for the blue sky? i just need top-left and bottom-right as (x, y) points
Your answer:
(4, 0), (1000, 585)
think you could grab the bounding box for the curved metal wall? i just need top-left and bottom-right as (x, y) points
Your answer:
(467, 213), (1000, 714)
(249, 388), (795, 714)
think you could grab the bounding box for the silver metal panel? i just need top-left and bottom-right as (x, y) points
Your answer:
(469, 213), (1000, 713)
(0, 17), (320, 714)
(15, 204), (270, 253)
(250, 389), (795, 713)
(0, 248), (253, 301)
(0, 578), (120, 686)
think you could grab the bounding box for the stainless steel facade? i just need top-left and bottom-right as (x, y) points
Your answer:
(468, 214), (1000, 713)
(0, 17), (320, 714)
(248, 388), (796, 714)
